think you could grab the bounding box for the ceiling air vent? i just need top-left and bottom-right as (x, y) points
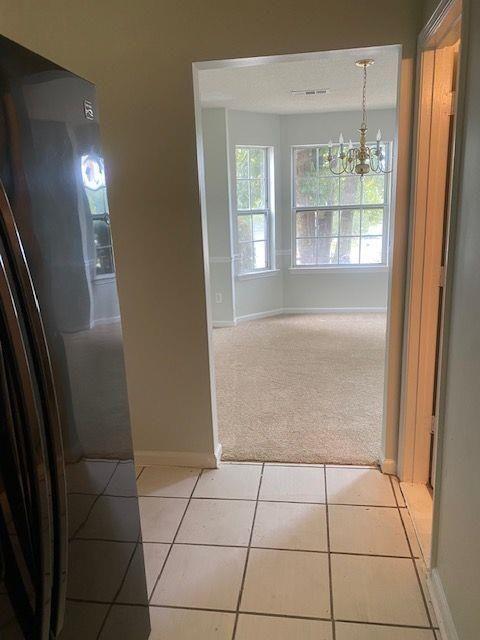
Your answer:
(291, 89), (330, 97)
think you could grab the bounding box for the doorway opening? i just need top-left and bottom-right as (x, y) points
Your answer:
(193, 46), (401, 465)
(398, 0), (462, 565)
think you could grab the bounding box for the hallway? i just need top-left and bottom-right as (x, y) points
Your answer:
(100, 463), (442, 639)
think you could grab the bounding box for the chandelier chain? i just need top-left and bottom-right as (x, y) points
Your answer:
(362, 63), (367, 127)
(327, 58), (392, 177)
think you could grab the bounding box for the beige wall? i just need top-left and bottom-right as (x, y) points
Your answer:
(0, 0), (423, 457)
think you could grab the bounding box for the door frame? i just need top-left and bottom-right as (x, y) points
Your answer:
(398, 0), (465, 484)
(193, 45), (409, 468)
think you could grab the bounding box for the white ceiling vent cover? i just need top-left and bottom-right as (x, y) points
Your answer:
(291, 88), (330, 96)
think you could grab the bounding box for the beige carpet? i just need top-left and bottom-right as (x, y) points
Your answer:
(213, 313), (387, 464)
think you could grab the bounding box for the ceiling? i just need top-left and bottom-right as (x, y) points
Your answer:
(198, 47), (399, 115)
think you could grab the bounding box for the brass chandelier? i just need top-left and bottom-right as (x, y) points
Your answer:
(327, 59), (391, 177)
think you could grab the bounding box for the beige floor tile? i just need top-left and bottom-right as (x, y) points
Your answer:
(136, 466), (200, 498)
(235, 614), (332, 639)
(336, 622), (435, 639)
(193, 464), (262, 499)
(149, 607), (235, 639)
(416, 558), (438, 627)
(151, 544), (247, 610)
(329, 505), (410, 556)
(266, 462), (325, 468)
(259, 466), (326, 503)
(391, 476), (406, 506)
(331, 554), (429, 626)
(117, 542), (170, 603)
(326, 467), (396, 506)
(143, 543), (170, 596)
(240, 548), (330, 618)
(176, 499), (256, 546)
(135, 465), (144, 479)
(138, 497), (187, 542)
(252, 502), (327, 551)
(400, 508), (422, 558)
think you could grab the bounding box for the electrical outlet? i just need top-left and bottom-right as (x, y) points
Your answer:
(215, 292), (223, 304)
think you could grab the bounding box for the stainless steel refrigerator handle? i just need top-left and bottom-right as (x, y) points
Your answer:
(0, 182), (68, 637)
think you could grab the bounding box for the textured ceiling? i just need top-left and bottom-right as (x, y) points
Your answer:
(199, 47), (399, 114)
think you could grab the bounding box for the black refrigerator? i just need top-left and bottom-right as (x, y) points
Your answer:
(0, 36), (151, 639)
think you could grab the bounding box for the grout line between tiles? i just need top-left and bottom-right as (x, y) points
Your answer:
(335, 617), (434, 630)
(147, 469), (204, 605)
(324, 465), (336, 639)
(389, 475), (435, 630)
(69, 535), (418, 559)
(231, 462), (265, 640)
(66, 596), (437, 631)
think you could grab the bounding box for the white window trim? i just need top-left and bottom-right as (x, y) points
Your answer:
(290, 142), (392, 270)
(234, 145), (276, 277)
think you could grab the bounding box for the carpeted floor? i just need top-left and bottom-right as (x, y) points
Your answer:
(213, 313), (387, 465)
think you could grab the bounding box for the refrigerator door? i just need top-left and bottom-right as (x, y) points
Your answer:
(0, 36), (150, 638)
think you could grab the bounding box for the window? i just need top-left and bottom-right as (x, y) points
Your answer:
(81, 154), (114, 276)
(292, 144), (390, 267)
(235, 146), (272, 274)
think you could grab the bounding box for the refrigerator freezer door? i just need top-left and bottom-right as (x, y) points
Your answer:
(0, 36), (150, 638)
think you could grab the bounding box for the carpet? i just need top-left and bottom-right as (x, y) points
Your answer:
(213, 313), (387, 464)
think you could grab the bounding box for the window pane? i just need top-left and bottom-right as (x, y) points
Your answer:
(339, 210), (360, 235)
(360, 235), (383, 263)
(239, 242), (254, 272)
(296, 210), (316, 238)
(237, 214), (252, 242)
(339, 236), (360, 264)
(318, 177), (339, 207)
(96, 247), (114, 275)
(317, 210), (339, 236)
(253, 241), (267, 269)
(295, 148), (317, 178)
(296, 238), (316, 265)
(249, 179), (266, 209)
(252, 213), (266, 241)
(362, 209), (383, 235)
(318, 237), (338, 264)
(362, 174), (385, 204)
(339, 176), (361, 205)
(93, 219), (111, 248)
(295, 177), (317, 207)
(249, 148), (265, 179)
(317, 146), (332, 176)
(236, 147), (249, 178)
(237, 180), (249, 210)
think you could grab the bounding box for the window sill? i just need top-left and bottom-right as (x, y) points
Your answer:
(237, 269), (281, 281)
(288, 265), (388, 275)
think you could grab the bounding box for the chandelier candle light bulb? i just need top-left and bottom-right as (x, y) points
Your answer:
(327, 59), (392, 177)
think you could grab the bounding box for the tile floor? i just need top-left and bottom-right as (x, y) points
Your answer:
(133, 463), (439, 639)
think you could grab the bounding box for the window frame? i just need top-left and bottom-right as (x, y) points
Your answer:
(291, 143), (391, 270)
(234, 145), (274, 276)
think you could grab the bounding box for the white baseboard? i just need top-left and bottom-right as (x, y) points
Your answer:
(427, 568), (459, 640)
(135, 442), (222, 469)
(232, 307), (386, 324)
(235, 309), (284, 323)
(213, 320), (236, 328)
(381, 458), (397, 474)
(284, 306), (387, 314)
